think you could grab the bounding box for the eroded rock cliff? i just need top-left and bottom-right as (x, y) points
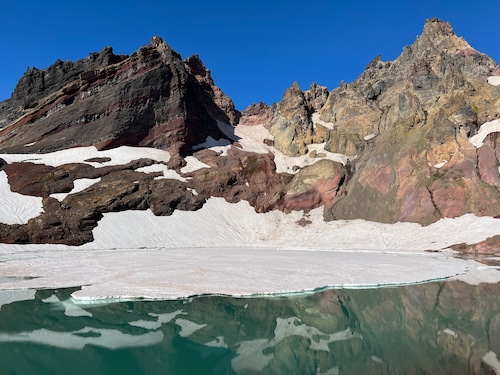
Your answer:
(265, 18), (500, 224)
(1, 18), (500, 245)
(0, 36), (239, 168)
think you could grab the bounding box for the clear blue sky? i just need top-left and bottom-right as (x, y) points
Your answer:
(1, 0), (499, 109)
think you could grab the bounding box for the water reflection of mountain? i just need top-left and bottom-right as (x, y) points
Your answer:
(0, 281), (499, 374)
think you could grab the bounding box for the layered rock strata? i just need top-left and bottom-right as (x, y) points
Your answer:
(0, 36), (239, 168)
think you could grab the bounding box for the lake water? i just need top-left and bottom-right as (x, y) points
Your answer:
(0, 280), (499, 374)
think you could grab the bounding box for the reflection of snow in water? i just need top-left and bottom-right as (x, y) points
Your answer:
(0, 289), (36, 311)
(232, 316), (359, 373)
(128, 310), (185, 330)
(176, 318), (207, 337)
(0, 327), (163, 350)
(42, 294), (92, 317)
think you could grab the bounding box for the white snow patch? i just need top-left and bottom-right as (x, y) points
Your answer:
(0, 171), (43, 224)
(233, 123), (353, 172)
(193, 136), (232, 156)
(188, 120), (236, 157)
(187, 187), (198, 196)
(85, 199), (500, 252)
(434, 161), (447, 169)
(364, 133), (377, 141)
(312, 112), (334, 130)
(483, 351), (500, 374)
(233, 123), (273, 154)
(469, 119), (500, 148)
(136, 164), (186, 182)
(454, 259), (500, 285)
(180, 156), (211, 173)
(307, 143), (353, 164)
(135, 164), (168, 174)
(24, 142), (36, 147)
(0, 146), (171, 168)
(50, 178), (101, 202)
(160, 169), (187, 181)
(488, 76), (500, 86)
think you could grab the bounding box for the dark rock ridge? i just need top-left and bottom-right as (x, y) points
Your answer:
(0, 36), (239, 168)
(1, 18), (500, 246)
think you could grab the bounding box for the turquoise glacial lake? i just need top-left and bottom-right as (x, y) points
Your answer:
(0, 280), (499, 374)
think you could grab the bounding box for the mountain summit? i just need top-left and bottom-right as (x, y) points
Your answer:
(0, 36), (239, 168)
(1, 18), (500, 247)
(267, 18), (500, 224)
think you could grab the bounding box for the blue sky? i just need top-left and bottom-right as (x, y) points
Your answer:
(1, 0), (499, 109)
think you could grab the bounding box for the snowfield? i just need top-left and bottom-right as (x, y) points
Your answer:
(1, 196), (500, 301)
(488, 76), (500, 86)
(469, 119), (500, 148)
(0, 171), (43, 224)
(1, 122), (500, 301)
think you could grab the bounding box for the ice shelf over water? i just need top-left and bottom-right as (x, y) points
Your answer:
(1, 198), (500, 301)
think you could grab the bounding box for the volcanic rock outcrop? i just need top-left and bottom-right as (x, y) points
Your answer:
(1, 18), (500, 245)
(0, 36), (239, 168)
(265, 18), (500, 224)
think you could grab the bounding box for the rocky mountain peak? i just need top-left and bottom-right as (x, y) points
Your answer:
(148, 35), (182, 62)
(184, 54), (241, 125)
(150, 35), (165, 47)
(1, 19), (500, 247)
(184, 54), (213, 85)
(421, 17), (455, 38)
(259, 19), (500, 225)
(418, 18), (474, 55)
(0, 36), (239, 163)
(93, 46), (124, 66)
(400, 18), (487, 78)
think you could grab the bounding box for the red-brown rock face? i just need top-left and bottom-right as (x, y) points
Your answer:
(239, 102), (272, 126)
(265, 18), (500, 225)
(0, 37), (237, 166)
(279, 159), (345, 212)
